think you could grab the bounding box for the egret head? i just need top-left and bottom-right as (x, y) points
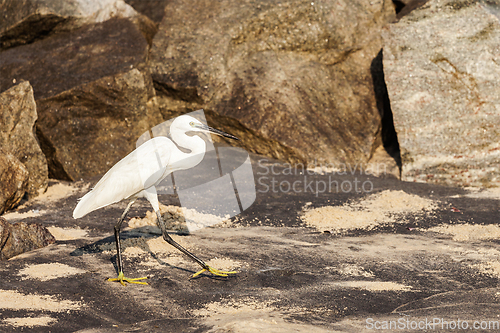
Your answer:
(174, 115), (239, 140)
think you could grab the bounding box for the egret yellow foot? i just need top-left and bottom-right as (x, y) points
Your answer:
(108, 271), (148, 286)
(192, 266), (238, 278)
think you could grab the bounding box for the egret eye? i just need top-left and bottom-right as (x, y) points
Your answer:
(189, 121), (195, 127)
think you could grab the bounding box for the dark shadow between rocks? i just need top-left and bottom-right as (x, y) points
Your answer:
(0, 14), (68, 51)
(392, 0), (406, 14)
(370, 49), (402, 173)
(393, 0), (431, 20)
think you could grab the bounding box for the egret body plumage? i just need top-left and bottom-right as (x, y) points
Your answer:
(73, 115), (238, 285)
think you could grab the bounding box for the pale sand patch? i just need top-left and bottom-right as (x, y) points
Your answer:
(332, 264), (374, 278)
(37, 182), (80, 201)
(471, 261), (500, 279)
(184, 208), (230, 232)
(3, 316), (57, 328)
(138, 254), (185, 267)
(302, 207), (386, 232)
(416, 231), (500, 280)
(127, 204), (231, 232)
(436, 244), (500, 280)
(0, 290), (81, 311)
(3, 182), (84, 220)
(194, 298), (333, 333)
(46, 227), (88, 240)
(128, 209), (162, 228)
(194, 298), (276, 317)
(331, 281), (412, 292)
(426, 224), (500, 242)
(307, 166), (342, 175)
(302, 190), (437, 232)
(451, 187), (500, 200)
(358, 190), (437, 213)
(146, 235), (194, 255)
(137, 256), (164, 267)
(18, 263), (86, 281)
(205, 257), (241, 272)
(104, 234), (195, 256)
(121, 241), (242, 271)
(2, 209), (47, 221)
(123, 246), (147, 256)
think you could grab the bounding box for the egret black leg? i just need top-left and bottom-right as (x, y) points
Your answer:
(113, 200), (136, 274)
(155, 211), (207, 269)
(155, 210), (237, 278)
(107, 199), (148, 286)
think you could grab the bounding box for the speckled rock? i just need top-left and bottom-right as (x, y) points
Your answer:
(0, 217), (55, 260)
(0, 81), (48, 198)
(0, 149), (28, 214)
(0, 18), (150, 100)
(383, 0), (500, 187)
(0, 18), (163, 181)
(0, 0), (156, 50)
(36, 68), (163, 181)
(149, 0), (396, 166)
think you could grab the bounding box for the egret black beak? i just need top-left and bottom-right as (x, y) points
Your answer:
(196, 123), (239, 140)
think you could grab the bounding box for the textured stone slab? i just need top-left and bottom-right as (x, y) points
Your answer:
(0, 0), (142, 50)
(0, 217), (55, 260)
(0, 81), (48, 198)
(0, 18), (162, 180)
(0, 149), (28, 214)
(0, 18), (149, 100)
(36, 68), (163, 181)
(149, 0), (396, 166)
(383, 0), (500, 187)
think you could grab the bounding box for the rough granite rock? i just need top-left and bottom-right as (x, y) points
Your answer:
(0, 217), (55, 260)
(0, 18), (163, 180)
(36, 68), (163, 181)
(0, 0), (156, 50)
(0, 18), (150, 100)
(0, 81), (48, 198)
(0, 149), (28, 214)
(149, 0), (396, 167)
(383, 0), (500, 187)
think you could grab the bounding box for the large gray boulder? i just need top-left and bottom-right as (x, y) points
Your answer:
(0, 18), (150, 100)
(0, 0), (156, 50)
(0, 81), (48, 198)
(0, 149), (28, 214)
(36, 68), (163, 181)
(383, 0), (500, 187)
(0, 217), (55, 260)
(0, 17), (163, 181)
(150, 0), (396, 166)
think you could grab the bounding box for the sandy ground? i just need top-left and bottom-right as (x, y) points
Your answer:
(1, 167), (499, 332)
(301, 190), (438, 233)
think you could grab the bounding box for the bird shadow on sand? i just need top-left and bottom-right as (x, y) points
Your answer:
(68, 227), (227, 279)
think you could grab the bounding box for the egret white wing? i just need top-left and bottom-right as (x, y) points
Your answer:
(73, 137), (175, 218)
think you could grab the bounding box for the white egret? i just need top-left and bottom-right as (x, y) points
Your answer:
(73, 115), (239, 285)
